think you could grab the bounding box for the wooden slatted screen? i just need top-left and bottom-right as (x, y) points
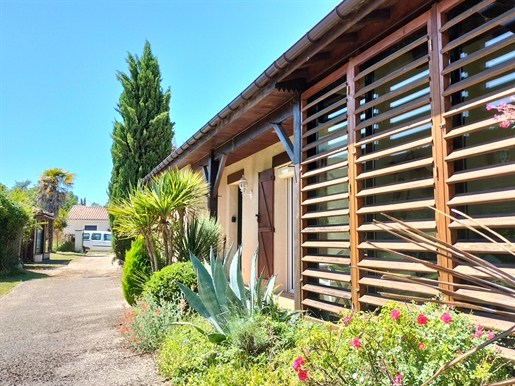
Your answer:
(298, 0), (515, 326)
(300, 66), (351, 317)
(437, 0), (515, 324)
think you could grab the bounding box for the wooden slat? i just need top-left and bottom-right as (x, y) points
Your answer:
(447, 189), (515, 207)
(444, 137), (515, 162)
(302, 284), (352, 299)
(302, 225), (350, 233)
(444, 117), (496, 139)
(448, 215), (515, 229)
(355, 36), (428, 82)
(446, 162), (515, 184)
(455, 288), (515, 309)
(355, 95), (430, 132)
(442, 34), (515, 76)
(358, 294), (388, 307)
(302, 208), (349, 219)
(356, 198), (435, 214)
(357, 136), (432, 163)
(441, 9), (515, 54)
(302, 298), (344, 314)
(356, 178), (433, 197)
(302, 81), (347, 112)
(357, 157), (433, 181)
(442, 85), (515, 120)
(303, 113), (347, 139)
(302, 97), (347, 126)
(302, 269), (351, 282)
(453, 265), (515, 279)
(302, 145), (347, 165)
(466, 314), (515, 337)
(356, 117), (432, 147)
(354, 57), (429, 101)
(358, 220), (435, 232)
(302, 176), (348, 192)
(439, 0), (496, 33)
(358, 277), (439, 296)
(302, 160), (348, 178)
(443, 57), (515, 97)
(302, 192), (349, 206)
(358, 241), (437, 252)
(453, 242), (515, 254)
(358, 258), (437, 273)
(302, 240), (350, 249)
(302, 255), (350, 265)
(302, 129), (346, 153)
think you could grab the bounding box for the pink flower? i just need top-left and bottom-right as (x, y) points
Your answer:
(499, 101), (507, 108)
(487, 331), (495, 340)
(292, 356), (304, 372)
(418, 342), (425, 349)
(390, 309), (400, 320)
(343, 315), (351, 325)
(350, 337), (361, 349)
(393, 372), (402, 385)
(440, 312), (452, 323)
(475, 330), (484, 338)
(486, 104), (493, 110)
(298, 369), (308, 381)
(417, 314), (428, 325)
(500, 120), (510, 128)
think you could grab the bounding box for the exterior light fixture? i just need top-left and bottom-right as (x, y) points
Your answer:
(238, 175), (253, 199)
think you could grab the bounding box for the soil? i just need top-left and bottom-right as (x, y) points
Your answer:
(0, 253), (170, 386)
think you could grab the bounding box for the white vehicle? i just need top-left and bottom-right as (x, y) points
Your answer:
(82, 231), (112, 252)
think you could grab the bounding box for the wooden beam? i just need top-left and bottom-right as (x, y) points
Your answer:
(212, 154), (226, 199)
(272, 124), (294, 162)
(292, 98), (302, 311)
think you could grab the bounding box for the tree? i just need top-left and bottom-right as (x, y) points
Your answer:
(108, 40), (174, 261)
(36, 168), (75, 251)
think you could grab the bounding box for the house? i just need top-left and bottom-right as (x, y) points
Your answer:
(64, 205), (110, 235)
(146, 0), (515, 335)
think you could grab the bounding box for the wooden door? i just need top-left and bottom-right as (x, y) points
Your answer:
(257, 168), (274, 278)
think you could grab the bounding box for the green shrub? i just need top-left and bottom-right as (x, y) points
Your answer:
(293, 301), (514, 385)
(175, 215), (222, 262)
(56, 235), (75, 252)
(121, 236), (152, 305)
(144, 261), (197, 304)
(119, 292), (184, 352)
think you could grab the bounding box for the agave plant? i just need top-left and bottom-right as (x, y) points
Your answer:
(362, 207), (515, 386)
(177, 246), (292, 343)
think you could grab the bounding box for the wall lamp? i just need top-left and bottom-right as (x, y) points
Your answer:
(238, 175), (253, 199)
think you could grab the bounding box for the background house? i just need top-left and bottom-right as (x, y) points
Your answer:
(146, 0), (515, 350)
(64, 205), (110, 236)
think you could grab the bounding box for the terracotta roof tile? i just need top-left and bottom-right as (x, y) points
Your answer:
(67, 205), (109, 220)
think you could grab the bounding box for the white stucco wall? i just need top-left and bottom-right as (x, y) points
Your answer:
(63, 219), (110, 235)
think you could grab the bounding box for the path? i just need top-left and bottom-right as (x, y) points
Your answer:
(0, 254), (169, 386)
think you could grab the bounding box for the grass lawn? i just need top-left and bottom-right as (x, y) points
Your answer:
(0, 252), (81, 297)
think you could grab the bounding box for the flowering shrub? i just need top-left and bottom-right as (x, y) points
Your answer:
(293, 302), (513, 385)
(118, 292), (184, 352)
(487, 96), (515, 128)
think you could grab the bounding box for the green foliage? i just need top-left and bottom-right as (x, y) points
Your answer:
(121, 236), (153, 305)
(108, 41), (174, 261)
(294, 301), (514, 385)
(0, 190), (31, 273)
(179, 247), (298, 343)
(56, 235), (75, 252)
(119, 292), (184, 352)
(144, 261), (197, 304)
(157, 314), (314, 385)
(176, 215), (222, 263)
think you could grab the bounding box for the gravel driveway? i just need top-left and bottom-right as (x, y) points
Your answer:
(0, 254), (169, 386)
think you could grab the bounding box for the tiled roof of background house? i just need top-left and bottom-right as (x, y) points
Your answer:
(67, 205), (109, 220)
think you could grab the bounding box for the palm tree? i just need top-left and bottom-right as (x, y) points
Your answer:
(36, 168), (74, 252)
(108, 168), (210, 269)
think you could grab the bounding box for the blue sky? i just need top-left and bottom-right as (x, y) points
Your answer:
(0, 0), (340, 205)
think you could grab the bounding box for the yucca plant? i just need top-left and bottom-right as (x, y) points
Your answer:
(177, 246), (291, 343)
(362, 207), (515, 385)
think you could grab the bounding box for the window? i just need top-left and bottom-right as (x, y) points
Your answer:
(103, 233), (111, 241)
(91, 233), (101, 241)
(84, 225), (97, 231)
(83, 233), (90, 241)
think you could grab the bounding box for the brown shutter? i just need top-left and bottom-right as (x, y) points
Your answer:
(258, 168), (274, 278)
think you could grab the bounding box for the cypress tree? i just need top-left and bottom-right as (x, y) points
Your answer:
(108, 41), (174, 260)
